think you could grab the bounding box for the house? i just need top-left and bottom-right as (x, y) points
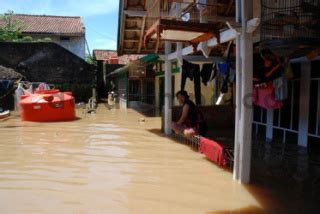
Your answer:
(105, 55), (156, 110)
(118, 0), (320, 185)
(0, 14), (86, 59)
(93, 49), (144, 98)
(118, 1), (233, 111)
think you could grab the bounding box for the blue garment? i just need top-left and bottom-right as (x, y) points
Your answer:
(217, 62), (230, 75)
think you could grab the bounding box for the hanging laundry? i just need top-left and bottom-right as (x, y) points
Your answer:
(253, 53), (284, 84)
(220, 71), (230, 94)
(253, 82), (283, 109)
(199, 137), (227, 167)
(217, 62), (230, 76)
(36, 83), (50, 91)
(15, 83), (25, 111)
(194, 69), (201, 105)
(263, 57), (283, 80)
(181, 60), (199, 90)
(273, 73), (288, 101)
(200, 63), (216, 86)
(27, 84), (33, 94)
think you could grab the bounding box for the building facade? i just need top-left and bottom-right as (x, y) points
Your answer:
(0, 14), (86, 59)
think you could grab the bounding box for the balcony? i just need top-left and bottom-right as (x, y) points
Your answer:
(260, 0), (320, 58)
(143, 0), (235, 50)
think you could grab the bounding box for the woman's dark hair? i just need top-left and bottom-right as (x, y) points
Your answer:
(176, 90), (189, 99)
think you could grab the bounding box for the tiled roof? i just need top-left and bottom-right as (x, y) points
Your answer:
(93, 49), (145, 65)
(118, 54), (145, 65)
(0, 14), (85, 36)
(93, 50), (117, 61)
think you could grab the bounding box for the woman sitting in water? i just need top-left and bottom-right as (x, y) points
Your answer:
(171, 90), (207, 136)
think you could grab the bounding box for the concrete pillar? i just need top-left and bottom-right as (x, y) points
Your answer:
(298, 61), (311, 147)
(164, 41), (172, 135)
(233, 0), (242, 181)
(238, 0), (253, 184)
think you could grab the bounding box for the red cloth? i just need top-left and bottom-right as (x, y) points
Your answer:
(199, 137), (227, 167)
(253, 82), (283, 109)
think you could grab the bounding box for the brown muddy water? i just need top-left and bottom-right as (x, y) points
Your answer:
(0, 106), (319, 213)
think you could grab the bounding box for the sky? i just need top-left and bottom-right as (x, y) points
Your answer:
(0, 0), (119, 52)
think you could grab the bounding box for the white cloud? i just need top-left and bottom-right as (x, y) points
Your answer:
(0, 0), (119, 17)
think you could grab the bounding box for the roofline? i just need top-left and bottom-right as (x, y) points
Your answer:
(9, 13), (82, 19)
(21, 32), (85, 37)
(93, 49), (117, 52)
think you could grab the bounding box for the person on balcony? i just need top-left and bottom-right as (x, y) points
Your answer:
(172, 90), (207, 136)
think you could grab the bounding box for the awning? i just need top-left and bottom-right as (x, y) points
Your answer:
(139, 54), (159, 63)
(106, 63), (130, 77)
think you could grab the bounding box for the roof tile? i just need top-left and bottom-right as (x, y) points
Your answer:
(0, 14), (85, 35)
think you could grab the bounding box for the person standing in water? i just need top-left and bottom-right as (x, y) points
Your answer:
(171, 90), (207, 136)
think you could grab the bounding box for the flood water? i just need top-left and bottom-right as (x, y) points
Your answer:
(0, 106), (319, 213)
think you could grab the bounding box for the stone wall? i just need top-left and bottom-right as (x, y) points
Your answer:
(0, 42), (95, 107)
(0, 42), (94, 84)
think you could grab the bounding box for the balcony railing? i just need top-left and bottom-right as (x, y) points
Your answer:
(260, 0), (320, 58)
(261, 0), (320, 41)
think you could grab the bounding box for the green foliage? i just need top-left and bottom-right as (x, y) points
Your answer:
(85, 55), (96, 65)
(0, 11), (26, 42)
(20, 36), (33, 42)
(42, 37), (52, 42)
(0, 11), (53, 43)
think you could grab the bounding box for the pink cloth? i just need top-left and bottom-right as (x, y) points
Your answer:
(37, 83), (46, 91)
(199, 137), (227, 167)
(253, 82), (283, 109)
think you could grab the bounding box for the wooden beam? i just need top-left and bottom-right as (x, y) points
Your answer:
(225, 0), (234, 15)
(124, 39), (140, 42)
(138, 16), (146, 53)
(167, 28), (238, 60)
(155, 37), (160, 54)
(124, 10), (147, 17)
(182, 55), (224, 62)
(124, 29), (142, 32)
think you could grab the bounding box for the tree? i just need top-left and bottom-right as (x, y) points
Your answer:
(0, 11), (25, 42)
(85, 55), (96, 65)
(0, 11), (53, 43)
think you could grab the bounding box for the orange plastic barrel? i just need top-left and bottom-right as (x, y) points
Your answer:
(20, 90), (76, 122)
